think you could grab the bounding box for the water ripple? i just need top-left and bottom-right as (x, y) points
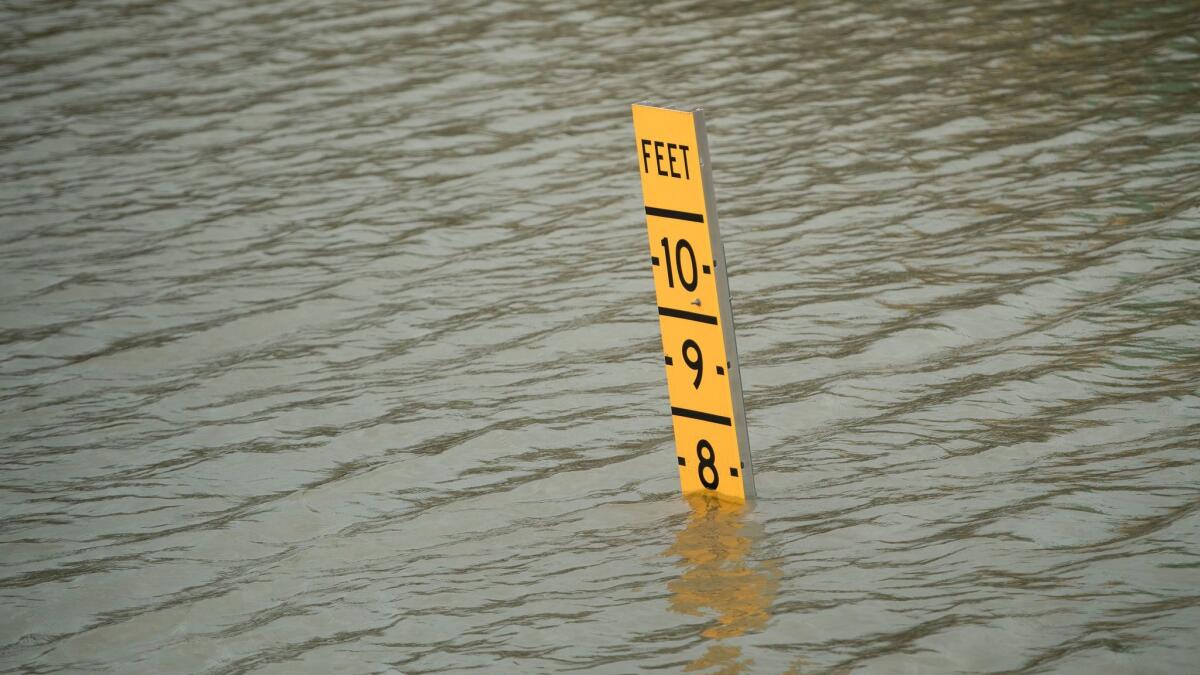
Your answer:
(2, 0), (1198, 672)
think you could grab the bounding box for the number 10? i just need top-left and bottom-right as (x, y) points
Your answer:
(660, 237), (698, 292)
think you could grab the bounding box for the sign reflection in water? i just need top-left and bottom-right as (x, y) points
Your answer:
(667, 495), (780, 672)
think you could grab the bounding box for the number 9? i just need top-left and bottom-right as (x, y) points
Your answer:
(682, 339), (703, 389)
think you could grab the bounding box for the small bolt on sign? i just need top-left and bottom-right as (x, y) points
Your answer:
(631, 102), (755, 502)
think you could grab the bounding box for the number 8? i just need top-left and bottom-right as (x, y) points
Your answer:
(696, 439), (718, 489)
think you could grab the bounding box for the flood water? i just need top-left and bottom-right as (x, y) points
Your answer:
(2, 0), (1199, 672)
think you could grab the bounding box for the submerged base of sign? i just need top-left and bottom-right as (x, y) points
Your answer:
(631, 102), (755, 502)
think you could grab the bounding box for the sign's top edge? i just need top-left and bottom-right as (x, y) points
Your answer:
(632, 100), (705, 114)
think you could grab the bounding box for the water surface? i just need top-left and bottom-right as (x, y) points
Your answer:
(2, 0), (1199, 672)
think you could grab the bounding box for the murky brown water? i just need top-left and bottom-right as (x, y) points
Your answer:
(2, 0), (1199, 672)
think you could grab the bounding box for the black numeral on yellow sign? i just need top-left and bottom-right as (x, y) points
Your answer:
(659, 237), (699, 292)
(681, 339), (703, 388)
(696, 439), (719, 489)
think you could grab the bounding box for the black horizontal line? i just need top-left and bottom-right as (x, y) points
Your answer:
(658, 306), (717, 325)
(645, 206), (704, 223)
(671, 406), (732, 426)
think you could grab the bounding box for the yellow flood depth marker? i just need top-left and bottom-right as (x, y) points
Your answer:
(631, 102), (755, 501)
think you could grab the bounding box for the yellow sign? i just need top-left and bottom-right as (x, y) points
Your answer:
(632, 103), (755, 501)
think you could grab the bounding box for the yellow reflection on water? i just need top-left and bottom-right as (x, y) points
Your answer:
(667, 494), (780, 673)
